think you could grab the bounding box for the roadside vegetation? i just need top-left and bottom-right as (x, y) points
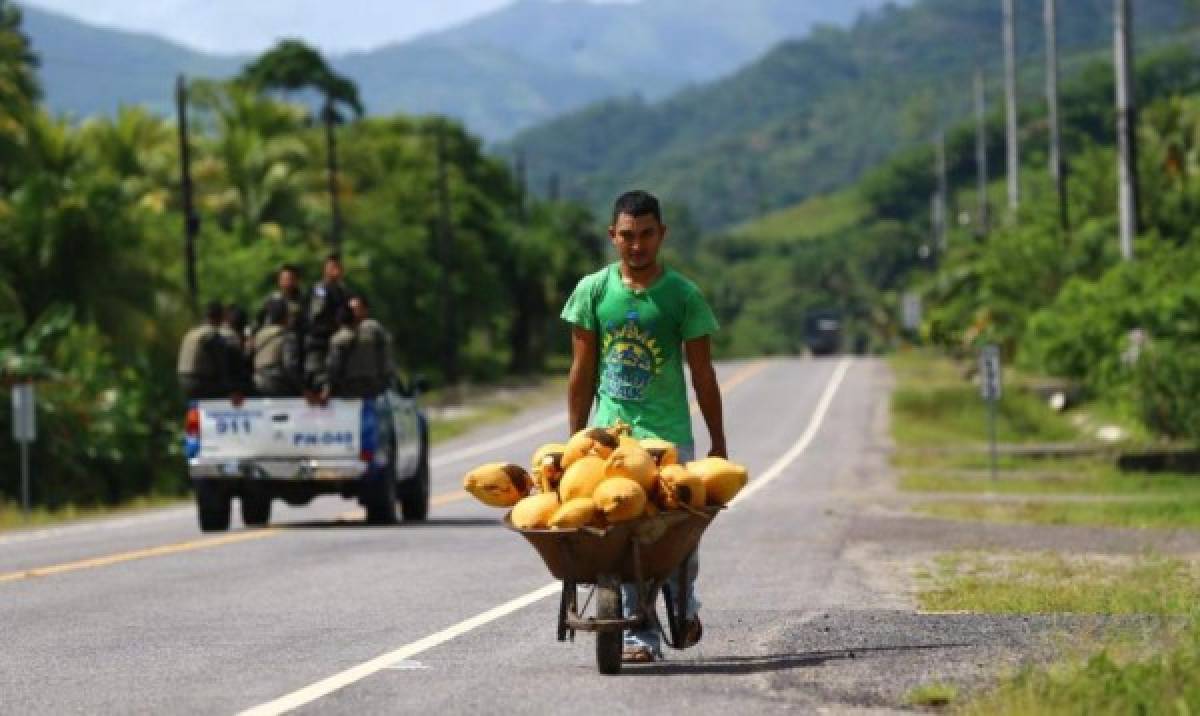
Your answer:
(0, 3), (602, 514)
(916, 551), (1200, 714)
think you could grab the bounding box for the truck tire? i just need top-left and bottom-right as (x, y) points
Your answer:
(240, 491), (272, 527)
(195, 480), (231, 532)
(363, 473), (398, 525)
(400, 420), (430, 522)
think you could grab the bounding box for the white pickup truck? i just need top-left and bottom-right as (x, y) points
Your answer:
(184, 388), (429, 531)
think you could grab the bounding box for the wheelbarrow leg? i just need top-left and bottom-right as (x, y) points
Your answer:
(595, 574), (623, 675)
(558, 580), (577, 643)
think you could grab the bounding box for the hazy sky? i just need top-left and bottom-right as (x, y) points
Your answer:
(22, 0), (636, 55)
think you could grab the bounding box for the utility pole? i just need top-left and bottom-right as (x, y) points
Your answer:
(435, 125), (460, 384)
(975, 69), (990, 237)
(322, 99), (343, 250)
(514, 150), (527, 221)
(1045, 0), (1069, 231)
(934, 131), (949, 252)
(1003, 0), (1021, 214)
(1115, 0), (1139, 260)
(175, 74), (199, 310)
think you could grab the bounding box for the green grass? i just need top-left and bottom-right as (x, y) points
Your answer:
(915, 499), (1200, 530)
(731, 190), (865, 243)
(900, 466), (1200, 496)
(918, 551), (1200, 715)
(0, 495), (186, 533)
(961, 633), (1200, 715)
(425, 376), (566, 445)
(919, 551), (1200, 615)
(905, 682), (959, 709)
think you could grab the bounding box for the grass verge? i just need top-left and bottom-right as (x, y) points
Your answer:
(917, 551), (1200, 714)
(905, 682), (959, 709)
(914, 499), (1200, 530)
(425, 376), (565, 445)
(0, 494), (185, 533)
(919, 551), (1200, 615)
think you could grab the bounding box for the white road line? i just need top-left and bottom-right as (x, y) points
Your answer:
(431, 412), (564, 468)
(237, 582), (560, 716)
(730, 358), (852, 507)
(237, 358), (853, 715)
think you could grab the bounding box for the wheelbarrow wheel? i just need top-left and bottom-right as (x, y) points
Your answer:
(595, 575), (623, 675)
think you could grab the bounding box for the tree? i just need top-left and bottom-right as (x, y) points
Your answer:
(0, 0), (40, 188)
(239, 40), (364, 248)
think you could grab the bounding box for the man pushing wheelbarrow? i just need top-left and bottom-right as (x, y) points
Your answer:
(560, 190), (727, 664)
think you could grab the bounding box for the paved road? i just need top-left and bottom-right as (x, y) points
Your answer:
(1, 357), (888, 714)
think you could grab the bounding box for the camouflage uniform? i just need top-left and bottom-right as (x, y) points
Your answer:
(250, 324), (303, 396)
(177, 324), (231, 400)
(326, 319), (394, 399)
(303, 281), (348, 391)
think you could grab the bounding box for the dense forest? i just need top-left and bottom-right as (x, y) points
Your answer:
(0, 1), (603, 508)
(509, 0), (1195, 228)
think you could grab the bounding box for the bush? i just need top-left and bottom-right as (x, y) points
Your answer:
(1134, 342), (1200, 441)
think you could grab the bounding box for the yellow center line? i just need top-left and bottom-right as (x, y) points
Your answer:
(3, 361), (773, 585)
(0, 529), (281, 584)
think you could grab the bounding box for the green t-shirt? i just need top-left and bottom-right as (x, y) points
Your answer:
(561, 262), (719, 445)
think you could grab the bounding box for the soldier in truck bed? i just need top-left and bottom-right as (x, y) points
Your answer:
(250, 298), (303, 397)
(323, 295), (394, 401)
(303, 253), (350, 391)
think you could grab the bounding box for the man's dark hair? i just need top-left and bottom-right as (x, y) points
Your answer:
(205, 300), (224, 323)
(279, 263), (301, 276)
(611, 190), (662, 225)
(264, 298), (288, 325)
(226, 304), (248, 334)
(349, 293), (369, 308)
(324, 252), (342, 266)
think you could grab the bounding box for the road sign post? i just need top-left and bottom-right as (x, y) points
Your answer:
(12, 382), (36, 518)
(979, 345), (1002, 481)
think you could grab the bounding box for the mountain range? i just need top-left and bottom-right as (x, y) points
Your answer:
(507, 0), (1196, 228)
(19, 0), (894, 139)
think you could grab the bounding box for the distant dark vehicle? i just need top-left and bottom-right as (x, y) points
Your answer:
(804, 310), (842, 356)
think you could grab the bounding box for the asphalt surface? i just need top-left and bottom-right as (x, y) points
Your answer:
(0, 357), (943, 714)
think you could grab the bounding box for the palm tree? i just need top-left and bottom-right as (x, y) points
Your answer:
(239, 40), (364, 248)
(0, 0), (41, 189)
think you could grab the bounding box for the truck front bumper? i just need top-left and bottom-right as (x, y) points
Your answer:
(189, 458), (368, 481)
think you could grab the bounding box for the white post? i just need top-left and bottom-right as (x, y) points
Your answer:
(1115, 0), (1138, 260)
(1003, 0), (1020, 214)
(975, 70), (990, 236)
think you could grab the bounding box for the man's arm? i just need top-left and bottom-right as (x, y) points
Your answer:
(567, 326), (598, 433)
(685, 336), (727, 458)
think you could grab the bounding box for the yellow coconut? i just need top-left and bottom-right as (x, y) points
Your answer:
(558, 455), (608, 501)
(549, 497), (599, 529)
(686, 457), (749, 506)
(561, 428), (620, 469)
(605, 440), (657, 492)
(640, 438), (679, 468)
(463, 463), (533, 508)
(530, 442), (567, 493)
(510, 493), (561, 529)
(657, 464), (707, 510)
(593, 478), (647, 523)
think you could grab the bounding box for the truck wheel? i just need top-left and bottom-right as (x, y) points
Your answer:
(400, 421), (430, 522)
(195, 480), (231, 532)
(363, 474), (398, 525)
(240, 491), (272, 527)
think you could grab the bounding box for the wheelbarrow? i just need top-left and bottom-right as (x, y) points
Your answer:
(506, 506), (721, 674)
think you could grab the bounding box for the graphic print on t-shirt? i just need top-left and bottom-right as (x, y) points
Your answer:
(599, 311), (665, 402)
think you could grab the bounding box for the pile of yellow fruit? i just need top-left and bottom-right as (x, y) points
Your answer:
(463, 424), (749, 530)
